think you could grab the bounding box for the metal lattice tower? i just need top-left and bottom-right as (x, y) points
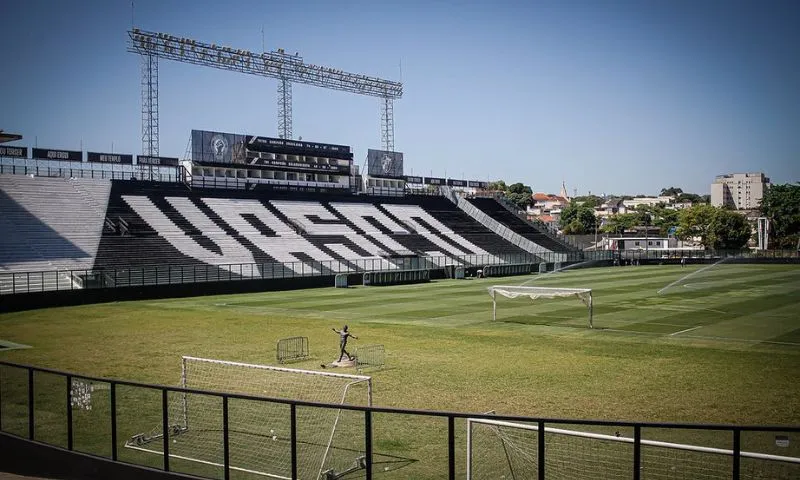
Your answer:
(128, 29), (402, 152)
(141, 53), (159, 156)
(277, 77), (292, 140)
(380, 97), (395, 153)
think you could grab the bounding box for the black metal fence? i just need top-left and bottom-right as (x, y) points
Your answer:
(3, 249), (799, 296)
(0, 360), (798, 479)
(0, 162), (181, 183)
(0, 252), (590, 296)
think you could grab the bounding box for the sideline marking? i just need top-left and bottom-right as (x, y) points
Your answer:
(670, 326), (702, 336)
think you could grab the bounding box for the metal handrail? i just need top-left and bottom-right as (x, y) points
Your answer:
(0, 359), (797, 480)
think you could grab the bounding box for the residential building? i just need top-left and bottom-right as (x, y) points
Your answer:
(527, 184), (570, 225)
(710, 172), (770, 210)
(622, 196), (675, 209)
(595, 198), (628, 218)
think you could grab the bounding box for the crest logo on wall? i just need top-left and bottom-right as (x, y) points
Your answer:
(381, 153), (393, 173)
(210, 134), (228, 161)
(367, 149), (404, 178)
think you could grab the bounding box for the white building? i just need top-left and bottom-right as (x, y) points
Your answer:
(710, 172), (770, 210)
(621, 196), (675, 209)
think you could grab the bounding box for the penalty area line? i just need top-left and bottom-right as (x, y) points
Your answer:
(670, 326), (702, 336)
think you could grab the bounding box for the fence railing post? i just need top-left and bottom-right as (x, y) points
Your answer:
(111, 383), (118, 461)
(28, 369), (34, 440)
(162, 388), (170, 471)
(448, 416), (455, 480)
(365, 409), (373, 480)
(290, 403), (297, 480)
(732, 428), (741, 480)
(223, 396), (230, 480)
(633, 425), (641, 480)
(66, 375), (73, 450)
(538, 421), (545, 479)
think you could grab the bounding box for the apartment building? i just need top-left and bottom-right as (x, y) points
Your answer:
(710, 172), (770, 210)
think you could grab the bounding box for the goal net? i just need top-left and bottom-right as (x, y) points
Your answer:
(487, 286), (593, 328)
(467, 418), (800, 480)
(125, 356), (372, 480)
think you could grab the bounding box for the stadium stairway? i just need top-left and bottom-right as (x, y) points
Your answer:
(466, 197), (578, 253)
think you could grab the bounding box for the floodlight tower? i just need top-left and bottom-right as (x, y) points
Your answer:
(141, 53), (158, 156)
(127, 29), (403, 153)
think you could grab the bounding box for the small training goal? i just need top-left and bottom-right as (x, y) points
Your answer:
(125, 356), (372, 480)
(487, 286), (593, 328)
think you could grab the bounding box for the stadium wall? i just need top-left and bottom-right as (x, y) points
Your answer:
(0, 268), (459, 313)
(0, 432), (201, 480)
(0, 274), (334, 313)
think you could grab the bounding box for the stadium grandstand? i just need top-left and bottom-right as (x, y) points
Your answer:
(0, 129), (576, 295)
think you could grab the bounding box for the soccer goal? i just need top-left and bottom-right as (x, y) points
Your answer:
(125, 356), (373, 480)
(487, 286), (594, 328)
(467, 418), (800, 480)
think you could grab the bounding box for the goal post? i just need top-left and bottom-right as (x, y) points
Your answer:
(125, 356), (372, 479)
(487, 286), (593, 328)
(467, 418), (800, 480)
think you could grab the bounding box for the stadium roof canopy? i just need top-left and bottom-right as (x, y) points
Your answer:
(0, 131), (22, 144)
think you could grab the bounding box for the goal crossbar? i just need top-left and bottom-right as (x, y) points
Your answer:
(487, 286), (593, 328)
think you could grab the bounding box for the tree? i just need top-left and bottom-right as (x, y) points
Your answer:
(677, 204), (715, 246)
(507, 182), (532, 196)
(506, 191), (533, 209)
(709, 209), (752, 250)
(488, 180), (507, 192)
(675, 192), (704, 204)
(491, 181), (534, 210)
(660, 187), (683, 197)
(759, 183), (800, 249)
(652, 206), (680, 236)
(676, 204), (750, 250)
(600, 213), (639, 234)
(573, 195), (604, 208)
(559, 201), (597, 234)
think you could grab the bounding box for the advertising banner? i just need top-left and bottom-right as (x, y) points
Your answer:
(137, 155), (180, 166)
(424, 177), (445, 185)
(367, 149), (404, 178)
(32, 148), (82, 162)
(0, 146), (27, 158)
(87, 152), (133, 164)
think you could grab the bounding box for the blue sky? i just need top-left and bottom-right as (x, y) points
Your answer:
(1, 0), (798, 196)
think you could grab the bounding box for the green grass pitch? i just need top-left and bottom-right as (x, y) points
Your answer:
(0, 263), (798, 479)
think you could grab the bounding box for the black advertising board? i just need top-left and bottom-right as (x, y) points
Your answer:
(404, 175), (423, 184)
(424, 177), (445, 185)
(191, 130), (248, 165)
(366, 149), (404, 178)
(247, 136), (352, 160)
(87, 152), (133, 164)
(447, 179), (467, 187)
(244, 156), (351, 174)
(191, 130), (353, 164)
(0, 146), (28, 158)
(137, 155), (180, 166)
(468, 180), (489, 188)
(32, 148), (82, 162)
